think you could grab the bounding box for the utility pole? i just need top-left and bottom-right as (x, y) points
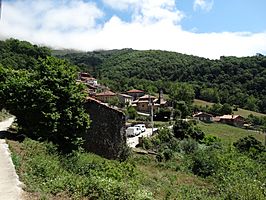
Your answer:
(149, 95), (154, 136)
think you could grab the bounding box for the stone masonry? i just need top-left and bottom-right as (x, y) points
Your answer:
(83, 97), (127, 159)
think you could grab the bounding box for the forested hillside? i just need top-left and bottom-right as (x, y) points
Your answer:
(0, 39), (51, 69)
(55, 49), (266, 113)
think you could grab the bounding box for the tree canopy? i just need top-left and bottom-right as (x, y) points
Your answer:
(0, 39), (90, 149)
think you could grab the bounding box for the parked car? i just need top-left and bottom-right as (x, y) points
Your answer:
(126, 127), (141, 137)
(134, 124), (146, 132)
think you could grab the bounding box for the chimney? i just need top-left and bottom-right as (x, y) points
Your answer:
(158, 89), (164, 104)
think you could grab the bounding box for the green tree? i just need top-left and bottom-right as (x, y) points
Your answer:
(107, 96), (120, 107)
(173, 120), (204, 141)
(0, 57), (90, 149)
(220, 103), (233, 115)
(170, 83), (195, 105)
(233, 136), (265, 157)
(245, 95), (258, 111)
(173, 101), (191, 119)
(126, 106), (138, 120)
(200, 88), (220, 103)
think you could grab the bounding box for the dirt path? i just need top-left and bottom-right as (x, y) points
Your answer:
(0, 117), (24, 200)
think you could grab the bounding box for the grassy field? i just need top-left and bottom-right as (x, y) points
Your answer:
(233, 108), (266, 118)
(193, 99), (213, 107)
(193, 99), (266, 118)
(198, 122), (265, 145)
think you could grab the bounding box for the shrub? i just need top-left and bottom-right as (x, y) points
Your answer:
(201, 135), (221, 146)
(157, 127), (173, 143)
(162, 148), (174, 161)
(233, 136), (265, 157)
(190, 148), (220, 177)
(173, 120), (205, 141)
(141, 137), (154, 150)
(126, 106), (138, 120)
(179, 138), (199, 154)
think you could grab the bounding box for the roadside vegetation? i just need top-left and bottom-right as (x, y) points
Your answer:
(0, 109), (11, 121)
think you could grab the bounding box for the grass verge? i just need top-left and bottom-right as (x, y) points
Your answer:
(198, 122), (265, 144)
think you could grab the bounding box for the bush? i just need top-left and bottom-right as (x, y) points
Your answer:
(162, 148), (174, 161)
(154, 108), (171, 121)
(179, 138), (199, 154)
(233, 136), (265, 157)
(173, 120), (205, 141)
(201, 135), (221, 146)
(157, 127), (173, 143)
(214, 149), (266, 199)
(141, 137), (154, 150)
(126, 106), (138, 120)
(190, 148), (220, 177)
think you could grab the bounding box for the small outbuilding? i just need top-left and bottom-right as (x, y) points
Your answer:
(193, 112), (213, 122)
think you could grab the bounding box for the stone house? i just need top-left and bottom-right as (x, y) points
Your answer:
(193, 112), (213, 122)
(219, 115), (245, 127)
(117, 93), (133, 106)
(133, 95), (158, 112)
(95, 91), (116, 103)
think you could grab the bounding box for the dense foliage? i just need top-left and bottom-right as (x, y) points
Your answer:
(55, 49), (266, 113)
(0, 39), (90, 149)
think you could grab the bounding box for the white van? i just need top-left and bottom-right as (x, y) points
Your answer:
(126, 127), (141, 137)
(134, 124), (146, 132)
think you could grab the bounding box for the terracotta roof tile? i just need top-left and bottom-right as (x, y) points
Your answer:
(127, 89), (144, 93)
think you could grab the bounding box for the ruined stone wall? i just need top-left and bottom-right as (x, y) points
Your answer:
(83, 98), (127, 159)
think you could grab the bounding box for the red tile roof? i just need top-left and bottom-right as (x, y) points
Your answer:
(96, 91), (116, 96)
(127, 89), (144, 93)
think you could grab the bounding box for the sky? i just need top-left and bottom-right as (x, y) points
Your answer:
(0, 0), (266, 59)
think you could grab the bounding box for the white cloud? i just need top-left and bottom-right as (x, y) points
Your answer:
(1, 0), (103, 36)
(193, 0), (214, 12)
(102, 0), (184, 24)
(0, 0), (266, 59)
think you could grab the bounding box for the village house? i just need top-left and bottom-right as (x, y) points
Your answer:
(118, 93), (133, 106)
(219, 115), (245, 127)
(126, 89), (145, 100)
(132, 92), (167, 113)
(78, 72), (111, 97)
(132, 95), (158, 112)
(193, 112), (213, 123)
(78, 72), (98, 85)
(95, 91), (116, 103)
